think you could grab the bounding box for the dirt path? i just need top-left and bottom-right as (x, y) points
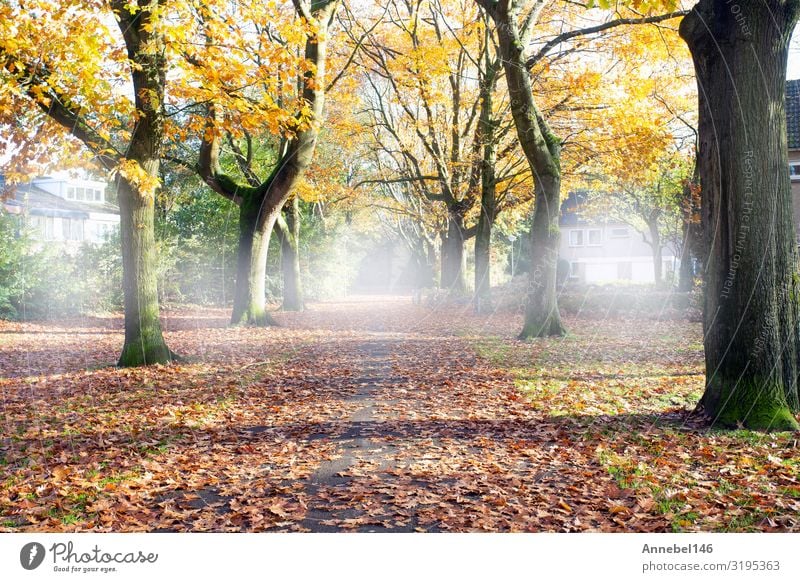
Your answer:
(299, 332), (418, 532)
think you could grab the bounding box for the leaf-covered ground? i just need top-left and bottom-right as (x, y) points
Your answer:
(1, 297), (798, 532)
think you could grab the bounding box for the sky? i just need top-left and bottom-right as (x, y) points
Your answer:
(790, 29), (800, 80)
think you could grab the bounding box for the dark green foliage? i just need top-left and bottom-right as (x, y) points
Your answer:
(155, 177), (247, 306)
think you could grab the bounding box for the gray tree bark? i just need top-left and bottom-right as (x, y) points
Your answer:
(279, 197), (304, 311)
(680, 0), (800, 429)
(478, 0), (565, 338)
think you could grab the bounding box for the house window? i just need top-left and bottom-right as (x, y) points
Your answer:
(28, 216), (44, 238)
(76, 187), (85, 201)
(94, 189), (102, 201)
(790, 163), (800, 181)
(587, 229), (602, 246)
(569, 230), (584, 247)
(569, 261), (580, 280)
(62, 218), (84, 241)
(610, 227), (629, 238)
(66, 187), (75, 200)
(43, 217), (55, 240)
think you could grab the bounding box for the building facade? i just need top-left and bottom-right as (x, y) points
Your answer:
(558, 191), (677, 285)
(788, 79), (800, 239)
(1, 176), (119, 244)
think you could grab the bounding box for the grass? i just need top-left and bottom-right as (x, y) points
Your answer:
(47, 492), (92, 526)
(468, 316), (800, 532)
(718, 512), (765, 532)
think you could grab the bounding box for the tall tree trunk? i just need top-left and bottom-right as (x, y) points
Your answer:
(520, 174), (565, 338)
(441, 208), (467, 293)
(481, 0), (565, 338)
(474, 58), (499, 314)
(473, 204), (493, 312)
(116, 174), (173, 366)
(279, 197), (304, 311)
(114, 0), (173, 366)
(680, 0), (800, 430)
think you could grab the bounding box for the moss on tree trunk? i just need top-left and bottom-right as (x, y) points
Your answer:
(519, 173), (566, 339)
(231, 199), (279, 326)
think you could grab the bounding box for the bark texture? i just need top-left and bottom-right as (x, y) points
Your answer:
(113, 1), (173, 366)
(473, 56), (500, 314)
(480, 0), (565, 338)
(440, 205), (469, 293)
(680, 0), (800, 430)
(278, 197), (304, 311)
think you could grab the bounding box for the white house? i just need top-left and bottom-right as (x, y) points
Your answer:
(1, 175), (119, 244)
(559, 191), (677, 285)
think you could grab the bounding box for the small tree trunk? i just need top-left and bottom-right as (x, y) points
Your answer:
(680, 0), (800, 430)
(649, 221), (663, 287)
(116, 175), (173, 366)
(279, 197), (304, 311)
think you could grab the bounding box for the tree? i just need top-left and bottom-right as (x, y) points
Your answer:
(475, 0), (686, 338)
(277, 196), (304, 311)
(189, 0), (340, 325)
(679, 0), (800, 430)
(1, 0), (176, 366)
(353, 0), (531, 299)
(355, 0), (483, 293)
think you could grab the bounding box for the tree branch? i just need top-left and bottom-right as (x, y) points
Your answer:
(525, 10), (688, 69)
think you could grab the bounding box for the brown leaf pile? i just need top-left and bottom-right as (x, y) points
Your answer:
(0, 298), (798, 532)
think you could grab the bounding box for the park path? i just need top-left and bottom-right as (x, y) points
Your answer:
(265, 298), (671, 532)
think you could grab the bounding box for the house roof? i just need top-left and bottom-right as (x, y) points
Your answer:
(788, 79), (800, 150)
(559, 191), (630, 228)
(2, 183), (119, 218)
(559, 191), (588, 226)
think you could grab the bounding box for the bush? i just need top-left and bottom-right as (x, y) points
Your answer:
(0, 212), (123, 319)
(491, 276), (700, 320)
